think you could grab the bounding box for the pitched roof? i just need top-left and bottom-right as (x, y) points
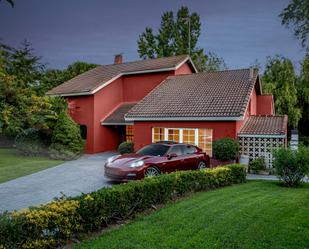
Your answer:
(101, 103), (136, 125)
(125, 68), (259, 121)
(238, 115), (288, 136)
(46, 55), (195, 96)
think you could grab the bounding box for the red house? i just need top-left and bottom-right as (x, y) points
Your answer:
(47, 55), (287, 166)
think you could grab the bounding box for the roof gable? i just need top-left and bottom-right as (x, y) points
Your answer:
(125, 68), (259, 121)
(46, 55), (196, 96)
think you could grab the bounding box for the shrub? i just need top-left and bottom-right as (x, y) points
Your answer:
(118, 141), (134, 154)
(213, 138), (240, 161)
(15, 128), (49, 156)
(0, 164), (246, 249)
(49, 111), (84, 160)
(249, 157), (266, 173)
(273, 147), (309, 187)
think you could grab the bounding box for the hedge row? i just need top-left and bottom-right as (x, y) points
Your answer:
(0, 164), (246, 249)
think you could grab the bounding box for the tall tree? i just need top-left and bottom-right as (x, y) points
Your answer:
(280, 0), (309, 51)
(137, 6), (226, 72)
(297, 56), (309, 136)
(262, 56), (301, 128)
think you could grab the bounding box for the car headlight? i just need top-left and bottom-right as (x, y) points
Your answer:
(129, 160), (144, 168)
(106, 155), (118, 165)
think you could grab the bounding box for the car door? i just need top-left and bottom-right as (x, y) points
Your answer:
(162, 145), (185, 172)
(182, 145), (199, 170)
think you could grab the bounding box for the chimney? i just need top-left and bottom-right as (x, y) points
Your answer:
(114, 54), (123, 64)
(249, 67), (254, 80)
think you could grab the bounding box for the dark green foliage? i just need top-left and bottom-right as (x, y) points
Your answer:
(49, 111), (84, 160)
(280, 0), (309, 50)
(262, 55), (301, 128)
(0, 165), (246, 248)
(118, 141), (134, 154)
(15, 128), (49, 156)
(213, 138), (240, 161)
(137, 6), (226, 72)
(273, 147), (309, 187)
(249, 157), (266, 173)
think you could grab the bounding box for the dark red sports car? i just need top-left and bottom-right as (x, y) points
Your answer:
(104, 142), (210, 182)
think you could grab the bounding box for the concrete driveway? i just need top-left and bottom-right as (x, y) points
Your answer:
(0, 152), (118, 213)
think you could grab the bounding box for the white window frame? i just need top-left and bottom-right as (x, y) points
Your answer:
(151, 127), (213, 153)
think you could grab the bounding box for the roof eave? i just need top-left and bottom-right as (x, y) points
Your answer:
(238, 134), (286, 138)
(124, 116), (244, 121)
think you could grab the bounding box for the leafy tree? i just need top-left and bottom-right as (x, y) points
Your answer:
(137, 6), (226, 72)
(262, 56), (301, 128)
(0, 0), (14, 7)
(204, 52), (227, 71)
(297, 56), (309, 136)
(35, 61), (97, 95)
(280, 0), (309, 51)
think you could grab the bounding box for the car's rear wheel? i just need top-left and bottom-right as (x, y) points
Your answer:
(144, 166), (160, 177)
(197, 161), (206, 170)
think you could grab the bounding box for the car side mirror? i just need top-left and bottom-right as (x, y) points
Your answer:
(167, 153), (177, 160)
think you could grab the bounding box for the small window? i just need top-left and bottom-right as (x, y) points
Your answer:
(80, 125), (87, 140)
(126, 125), (134, 142)
(153, 127), (164, 142)
(168, 145), (183, 156)
(183, 145), (197, 154)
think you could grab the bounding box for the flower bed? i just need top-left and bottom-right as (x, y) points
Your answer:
(0, 164), (246, 249)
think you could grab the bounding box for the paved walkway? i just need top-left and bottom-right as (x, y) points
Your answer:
(0, 152), (117, 213)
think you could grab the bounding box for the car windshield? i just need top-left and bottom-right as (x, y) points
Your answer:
(137, 144), (169, 156)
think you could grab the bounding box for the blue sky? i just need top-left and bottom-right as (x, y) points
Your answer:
(0, 0), (306, 71)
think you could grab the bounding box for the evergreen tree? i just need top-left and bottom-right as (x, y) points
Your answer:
(262, 56), (301, 128)
(137, 6), (226, 72)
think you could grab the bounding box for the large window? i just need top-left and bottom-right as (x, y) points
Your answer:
(198, 129), (213, 157)
(152, 127), (213, 156)
(167, 128), (180, 142)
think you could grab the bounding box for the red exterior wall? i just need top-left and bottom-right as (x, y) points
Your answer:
(175, 63), (193, 75)
(133, 121), (237, 151)
(122, 72), (173, 102)
(257, 95), (274, 115)
(67, 96), (94, 153)
(66, 61), (195, 153)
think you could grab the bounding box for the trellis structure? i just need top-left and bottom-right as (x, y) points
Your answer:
(238, 115), (288, 168)
(238, 136), (285, 168)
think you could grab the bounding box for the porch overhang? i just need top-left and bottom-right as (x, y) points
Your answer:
(101, 103), (136, 126)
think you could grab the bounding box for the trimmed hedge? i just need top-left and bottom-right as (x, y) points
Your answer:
(0, 164), (246, 249)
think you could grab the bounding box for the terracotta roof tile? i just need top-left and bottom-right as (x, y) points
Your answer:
(238, 115), (288, 135)
(126, 68), (258, 119)
(46, 55), (191, 96)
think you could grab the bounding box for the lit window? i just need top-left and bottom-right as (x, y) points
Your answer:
(153, 127), (164, 142)
(167, 129), (180, 142)
(126, 125), (134, 142)
(183, 129), (195, 145)
(198, 129), (212, 157)
(151, 127), (213, 156)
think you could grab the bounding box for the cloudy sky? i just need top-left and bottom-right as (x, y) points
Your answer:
(0, 0), (306, 71)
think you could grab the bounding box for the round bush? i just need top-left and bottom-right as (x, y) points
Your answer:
(213, 138), (240, 161)
(273, 147), (309, 187)
(118, 141), (134, 154)
(249, 157), (266, 173)
(15, 128), (49, 156)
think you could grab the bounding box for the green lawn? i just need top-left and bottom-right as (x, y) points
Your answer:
(75, 181), (309, 249)
(0, 148), (63, 183)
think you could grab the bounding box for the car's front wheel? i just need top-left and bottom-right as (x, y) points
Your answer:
(197, 161), (207, 170)
(144, 166), (160, 177)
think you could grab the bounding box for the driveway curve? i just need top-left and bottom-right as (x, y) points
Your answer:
(0, 152), (117, 213)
